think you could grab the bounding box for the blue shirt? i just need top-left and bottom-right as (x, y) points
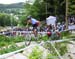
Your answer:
(31, 18), (38, 24)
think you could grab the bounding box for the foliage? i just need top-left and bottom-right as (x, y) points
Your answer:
(61, 31), (71, 38)
(43, 42), (67, 56)
(24, 0), (75, 22)
(0, 35), (25, 54)
(40, 35), (50, 41)
(0, 35), (25, 47)
(0, 44), (25, 55)
(0, 13), (17, 26)
(54, 42), (67, 56)
(29, 46), (43, 59)
(44, 0), (65, 16)
(68, 35), (75, 38)
(18, 15), (27, 26)
(24, 0), (46, 20)
(13, 36), (25, 42)
(46, 53), (58, 59)
(69, 0), (75, 15)
(0, 31), (71, 47)
(24, 0), (66, 22)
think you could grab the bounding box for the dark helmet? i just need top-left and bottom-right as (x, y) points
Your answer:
(27, 15), (32, 20)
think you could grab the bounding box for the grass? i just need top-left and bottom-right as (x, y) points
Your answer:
(0, 35), (25, 54)
(29, 46), (43, 59)
(0, 35), (25, 47)
(0, 31), (73, 47)
(0, 31), (74, 55)
(0, 44), (25, 55)
(43, 42), (68, 56)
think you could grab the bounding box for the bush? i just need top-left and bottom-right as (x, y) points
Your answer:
(0, 13), (17, 26)
(0, 35), (25, 47)
(43, 42), (67, 56)
(46, 53), (58, 59)
(61, 31), (71, 38)
(0, 44), (25, 55)
(29, 46), (43, 59)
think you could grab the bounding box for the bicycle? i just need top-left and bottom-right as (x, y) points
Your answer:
(24, 27), (45, 46)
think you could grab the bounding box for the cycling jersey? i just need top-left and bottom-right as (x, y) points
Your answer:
(31, 18), (38, 24)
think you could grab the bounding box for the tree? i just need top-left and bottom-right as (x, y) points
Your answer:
(19, 15), (27, 26)
(24, 0), (46, 20)
(69, 0), (75, 15)
(0, 13), (17, 27)
(44, 0), (66, 16)
(24, 0), (75, 23)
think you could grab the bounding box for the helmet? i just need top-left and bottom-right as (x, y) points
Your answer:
(27, 15), (32, 20)
(47, 32), (52, 36)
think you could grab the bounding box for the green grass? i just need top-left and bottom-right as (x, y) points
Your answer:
(43, 42), (68, 56)
(0, 35), (25, 47)
(61, 31), (71, 38)
(0, 31), (73, 47)
(46, 53), (58, 59)
(29, 46), (43, 59)
(0, 31), (74, 55)
(0, 35), (26, 55)
(0, 44), (25, 55)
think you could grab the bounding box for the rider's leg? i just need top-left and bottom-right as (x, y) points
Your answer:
(33, 27), (38, 37)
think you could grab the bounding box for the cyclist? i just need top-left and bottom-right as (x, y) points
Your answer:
(26, 16), (40, 37)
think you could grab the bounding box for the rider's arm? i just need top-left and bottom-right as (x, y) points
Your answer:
(26, 20), (31, 27)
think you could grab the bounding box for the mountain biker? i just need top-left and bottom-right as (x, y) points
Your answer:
(26, 16), (40, 37)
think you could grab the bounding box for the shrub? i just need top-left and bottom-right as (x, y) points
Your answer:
(29, 46), (43, 59)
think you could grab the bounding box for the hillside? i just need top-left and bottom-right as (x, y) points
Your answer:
(0, 2), (24, 9)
